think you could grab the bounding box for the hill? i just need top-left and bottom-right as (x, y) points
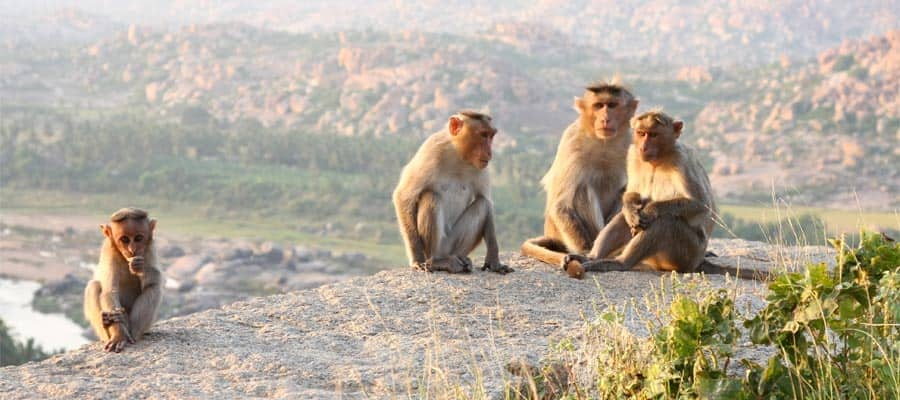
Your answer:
(0, 239), (833, 398)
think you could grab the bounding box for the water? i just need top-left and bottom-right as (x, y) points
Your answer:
(0, 278), (89, 351)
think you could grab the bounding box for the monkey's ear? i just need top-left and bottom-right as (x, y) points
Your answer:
(573, 97), (586, 114)
(673, 121), (684, 138)
(100, 224), (112, 239)
(628, 99), (639, 113)
(448, 116), (464, 136)
(149, 219), (157, 232)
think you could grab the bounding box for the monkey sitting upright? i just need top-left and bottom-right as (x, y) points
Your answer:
(564, 111), (754, 279)
(83, 208), (164, 352)
(392, 111), (512, 274)
(521, 80), (639, 270)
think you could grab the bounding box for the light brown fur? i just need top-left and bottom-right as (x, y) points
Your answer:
(84, 208), (164, 352)
(521, 80), (638, 269)
(392, 111), (512, 274)
(567, 111), (764, 280)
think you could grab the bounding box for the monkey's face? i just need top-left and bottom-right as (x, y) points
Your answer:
(451, 118), (496, 169)
(577, 92), (638, 140)
(633, 121), (683, 164)
(103, 219), (155, 265)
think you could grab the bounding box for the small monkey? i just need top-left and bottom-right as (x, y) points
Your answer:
(521, 80), (638, 268)
(565, 111), (762, 280)
(393, 110), (512, 274)
(83, 208), (163, 352)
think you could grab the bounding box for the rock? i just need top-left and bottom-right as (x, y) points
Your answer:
(166, 254), (211, 280)
(0, 240), (834, 398)
(159, 245), (186, 258)
(222, 247), (253, 261)
(254, 242), (284, 264)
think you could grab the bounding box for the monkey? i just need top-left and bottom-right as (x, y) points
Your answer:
(562, 111), (765, 280)
(83, 207), (164, 352)
(521, 79), (639, 270)
(392, 110), (513, 274)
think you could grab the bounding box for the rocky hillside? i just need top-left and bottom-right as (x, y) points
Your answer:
(0, 218), (372, 338)
(0, 239), (833, 398)
(693, 30), (900, 206)
(8, 1), (899, 66)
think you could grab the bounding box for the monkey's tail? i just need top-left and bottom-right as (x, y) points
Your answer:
(520, 237), (569, 267)
(698, 259), (772, 281)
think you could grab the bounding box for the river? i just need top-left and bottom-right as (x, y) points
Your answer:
(0, 278), (89, 352)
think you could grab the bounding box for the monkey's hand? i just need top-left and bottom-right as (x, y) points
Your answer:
(481, 259), (513, 274)
(637, 204), (658, 230)
(623, 198), (644, 233)
(127, 256), (145, 275)
(101, 308), (128, 327)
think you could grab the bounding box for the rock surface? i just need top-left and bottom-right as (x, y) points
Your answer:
(0, 239), (833, 399)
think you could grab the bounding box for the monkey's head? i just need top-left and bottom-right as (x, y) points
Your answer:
(575, 81), (638, 140)
(448, 110), (497, 170)
(100, 207), (156, 274)
(630, 111), (683, 165)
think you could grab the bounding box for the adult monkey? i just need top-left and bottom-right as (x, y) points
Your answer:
(565, 111), (760, 280)
(393, 111), (513, 274)
(84, 208), (164, 352)
(521, 80), (638, 270)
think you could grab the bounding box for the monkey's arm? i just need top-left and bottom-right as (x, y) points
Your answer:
(128, 267), (163, 339)
(98, 267), (135, 350)
(480, 202), (513, 274)
(643, 198), (708, 220)
(548, 186), (598, 252)
(393, 189), (427, 268)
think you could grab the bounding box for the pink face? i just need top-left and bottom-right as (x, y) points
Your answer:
(450, 117), (497, 169)
(103, 219), (155, 259)
(633, 121), (683, 164)
(578, 92), (638, 139)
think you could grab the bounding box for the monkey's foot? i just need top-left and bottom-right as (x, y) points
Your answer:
(430, 257), (471, 273)
(561, 254), (589, 279)
(412, 261), (432, 272)
(457, 256), (474, 273)
(481, 261), (514, 274)
(582, 259), (629, 272)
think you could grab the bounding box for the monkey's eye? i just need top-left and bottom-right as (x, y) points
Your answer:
(607, 102), (618, 109)
(134, 235), (143, 242)
(119, 237), (130, 244)
(649, 132), (658, 138)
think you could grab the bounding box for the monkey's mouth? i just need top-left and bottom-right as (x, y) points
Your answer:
(478, 159), (491, 168)
(596, 128), (617, 138)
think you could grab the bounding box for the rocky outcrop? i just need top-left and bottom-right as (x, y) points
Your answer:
(0, 239), (833, 399)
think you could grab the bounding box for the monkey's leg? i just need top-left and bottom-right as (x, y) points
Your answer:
(415, 191), (442, 270)
(553, 188), (601, 253)
(587, 213), (632, 259)
(84, 280), (110, 341)
(598, 216), (702, 273)
(433, 197), (494, 273)
(128, 279), (163, 340)
(416, 191), (469, 273)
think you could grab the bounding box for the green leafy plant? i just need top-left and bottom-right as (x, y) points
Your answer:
(744, 231), (899, 399)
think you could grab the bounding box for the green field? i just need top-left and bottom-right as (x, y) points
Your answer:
(720, 204), (900, 236)
(0, 189), (409, 266)
(3, 189), (897, 269)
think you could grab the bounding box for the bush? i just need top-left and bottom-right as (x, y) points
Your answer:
(530, 230), (899, 399)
